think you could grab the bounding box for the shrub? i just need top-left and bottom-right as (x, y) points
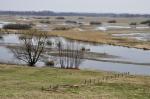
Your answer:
(56, 17), (65, 20)
(3, 24), (31, 30)
(19, 35), (26, 40)
(108, 20), (117, 23)
(34, 17), (50, 19)
(45, 61), (55, 67)
(0, 36), (3, 40)
(78, 17), (84, 19)
(90, 21), (101, 25)
(53, 27), (70, 30)
(65, 20), (77, 24)
(81, 47), (86, 51)
(47, 40), (53, 46)
(130, 22), (137, 25)
(40, 20), (51, 24)
(10, 32), (47, 66)
(140, 20), (150, 24)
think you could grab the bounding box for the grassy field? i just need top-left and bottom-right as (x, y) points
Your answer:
(0, 64), (149, 99)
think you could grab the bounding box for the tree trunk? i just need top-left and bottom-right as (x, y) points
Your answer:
(28, 62), (35, 67)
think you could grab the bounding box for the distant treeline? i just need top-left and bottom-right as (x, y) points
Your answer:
(3, 24), (31, 30)
(0, 11), (150, 18)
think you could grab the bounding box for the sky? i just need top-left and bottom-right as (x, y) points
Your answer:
(0, 0), (150, 14)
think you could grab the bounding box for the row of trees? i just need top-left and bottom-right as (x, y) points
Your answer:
(140, 20), (150, 26)
(129, 21), (150, 28)
(3, 24), (32, 30)
(57, 41), (84, 69)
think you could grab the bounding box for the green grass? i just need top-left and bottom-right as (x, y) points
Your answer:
(0, 64), (149, 99)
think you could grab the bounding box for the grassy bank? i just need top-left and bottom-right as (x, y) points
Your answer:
(47, 30), (150, 50)
(0, 64), (149, 99)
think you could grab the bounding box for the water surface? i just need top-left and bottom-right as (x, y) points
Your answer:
(0, 34), (150, 75)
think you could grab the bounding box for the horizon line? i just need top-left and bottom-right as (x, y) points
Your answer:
(0, 10), (150, 15)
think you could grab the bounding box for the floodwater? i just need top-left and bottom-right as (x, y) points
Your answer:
(0, 34), (150, 75)
(96, 25), (131, 31)
(48, 36), (150, 63)
(96, 25), (149, 31)
(112, 33), (150, 41)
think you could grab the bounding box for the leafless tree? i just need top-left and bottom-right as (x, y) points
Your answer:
(10, 30), (47, 66)
(57, 41), (85, 69)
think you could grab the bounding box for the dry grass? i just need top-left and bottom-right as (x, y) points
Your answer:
(1, 28), (149, 50)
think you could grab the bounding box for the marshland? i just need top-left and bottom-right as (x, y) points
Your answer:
(0, 0), (150, 99)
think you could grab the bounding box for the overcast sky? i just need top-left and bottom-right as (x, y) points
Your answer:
(0, 0), (150, 14)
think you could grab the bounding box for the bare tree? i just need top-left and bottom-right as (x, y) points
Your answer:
(57, 41), (84, 69)
(10, 30), (47, 66)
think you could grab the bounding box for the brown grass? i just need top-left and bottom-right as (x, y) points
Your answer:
(46, 30), (150, 50)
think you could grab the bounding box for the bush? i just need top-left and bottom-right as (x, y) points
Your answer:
(40, 20), (51, 24)
(78, 17), (84, 19)
(65, 20), (77, 24)
(140, 20), (150, 24)
(56, 17), (65, 20)
(3, 24), (32, 30)
(90, 21), (101, 25)
(81, 47), (86, 51)
(47, 40), (53, 46)
(108, 20), (117, 23)
(19, 35), (26, 40)
(45, 61), (54, 67)
(53, 27), (70, 30)
(34, 17), (50, 19)
(81, 47), (90, 52)
(0, 36), (3, 40)
(130, 22), (137, 25)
